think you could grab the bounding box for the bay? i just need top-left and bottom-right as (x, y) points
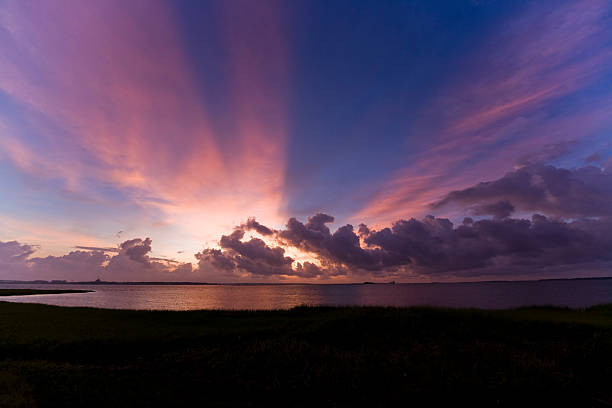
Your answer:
(1, 279), (612, 310)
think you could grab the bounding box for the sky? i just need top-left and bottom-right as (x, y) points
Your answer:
(0, 0), (611, 282)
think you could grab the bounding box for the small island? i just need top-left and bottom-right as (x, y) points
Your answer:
(0, 289), (93, 296)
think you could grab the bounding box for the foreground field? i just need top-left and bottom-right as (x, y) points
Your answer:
(1, 302), (611, 407)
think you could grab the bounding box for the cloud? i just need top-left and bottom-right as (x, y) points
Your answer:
(219, 230), (292, 268)
(276, 214), (384, 272)
(4, 206), (612, 282)
(74, 245), (119, 253)
(4, 155), (612, 282)
(0, 237), (195, 282)
(0, 240), (38, 280)
(0, 0), (291, 261)
(278, 213), (336, 253)
(149, 257), (179, 264)
(516, 141), (579, 167)
(587, 153), (602, 163)
(471, 201), (515, 219)
(241, 217), (275, 236)
(103, 237), (192, 280)
(29, 251), (108, 280)
(432, 165), (612, 218)
(363, 215), (612, 274)
(355, 0), (612, 225)
(0, 240), (109, 281)
(0, 240), (38, 263)
(195, 228), (322, 278)
(195, 210), (612, 280)
(118, 238), (152, 264)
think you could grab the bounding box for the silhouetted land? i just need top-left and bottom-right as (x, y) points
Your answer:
(0, 289), (92, 296)
(1, 302), (611, 407)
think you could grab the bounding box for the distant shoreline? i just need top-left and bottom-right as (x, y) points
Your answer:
(1, 276), (611, 286)
(0, 289), (93, 296)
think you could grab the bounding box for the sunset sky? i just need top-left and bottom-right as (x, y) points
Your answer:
(1, 0), (611, 282)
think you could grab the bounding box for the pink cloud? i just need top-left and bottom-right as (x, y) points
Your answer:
(0, 0), (291, 255)
(0, 236), (200, 282)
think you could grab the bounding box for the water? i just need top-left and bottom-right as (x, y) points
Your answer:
(1, 279), (612, 310)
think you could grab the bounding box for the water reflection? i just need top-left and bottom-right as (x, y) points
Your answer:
(1, 280), (611, 310)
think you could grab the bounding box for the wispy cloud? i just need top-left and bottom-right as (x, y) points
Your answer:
(0, 0), (290, 256)
(355, 0), (612, 225)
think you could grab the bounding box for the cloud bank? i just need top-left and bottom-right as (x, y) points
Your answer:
(191, 163), (612, 280)
(0, 238), (194, 282)
(3, 213), (612, 282)
(2, 162), (611, 282)
(193, 212), (612, 280)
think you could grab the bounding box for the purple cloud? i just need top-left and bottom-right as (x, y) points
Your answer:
(119, 238), (153, 264)
(0, 237), (194, 282)
(195, 229), (320, 278)
(472, 201), (515, 219)
(0, 240), (38, 263)
(30, 251), (108, 280)
(432, 165), (612, 218)
(195, 210), (612, 279)
(241, 218), (275, 236)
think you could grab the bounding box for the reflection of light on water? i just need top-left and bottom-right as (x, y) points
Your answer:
(1, 280), (612, 310)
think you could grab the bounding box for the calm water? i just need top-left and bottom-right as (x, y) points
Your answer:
(1, 279), (612, 310)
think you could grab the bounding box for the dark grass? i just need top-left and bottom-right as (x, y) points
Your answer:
(1, 302), (612, 407)
(0, 289), (92, 296)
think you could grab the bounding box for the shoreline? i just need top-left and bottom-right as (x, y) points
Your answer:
(1, 275), (611, 286)
(0, 289), (93, 297)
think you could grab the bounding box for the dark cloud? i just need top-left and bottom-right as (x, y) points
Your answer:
(103, 237), (186, 280)
(5, 160), (612, 282)
(242, 217), (275, 236)
(358, 214), (612, 275)
(586, 153), (601, 163)
(278, 213), (336, 253)
(195, 229), (317, 277)
(119, 238), (152, 264)
(219, 230), (292, 268)
(382, 215), (611, 274)
(432, 165), (612, 218)
(196, 211), (612, 279)
(149, 257), (179, 264)
(275, 214), (386, 272)
(472, 200), (514, 219)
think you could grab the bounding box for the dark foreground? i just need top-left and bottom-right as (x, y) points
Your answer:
(1, 302), (611, 407)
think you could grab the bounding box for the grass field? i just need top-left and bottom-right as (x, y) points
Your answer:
(1, 301), (611, 407)
(0, 289), (92, 296)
